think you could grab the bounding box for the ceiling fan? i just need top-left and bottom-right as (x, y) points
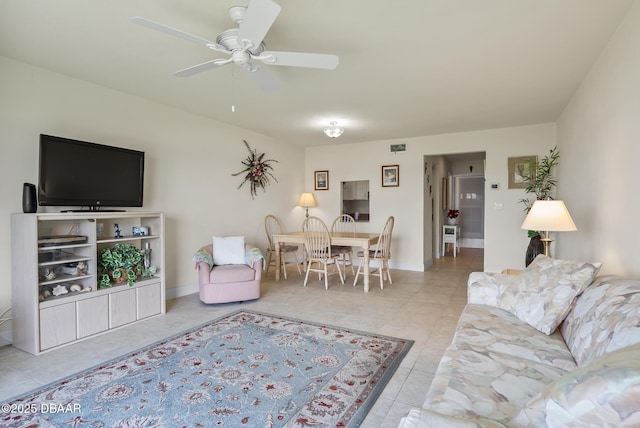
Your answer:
(131, 0), (339, 91)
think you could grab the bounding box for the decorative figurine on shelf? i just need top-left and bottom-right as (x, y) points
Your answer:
(52, 284), (69, 296)
(76, 261), (88, 275)
(39, 268), (56, 281)
(114, 223), (122, 238)
(40, 289), (52, 301)
(143, 242), (152, 270)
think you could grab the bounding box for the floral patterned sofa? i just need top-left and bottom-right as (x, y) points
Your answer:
(399, 255), (640, 427)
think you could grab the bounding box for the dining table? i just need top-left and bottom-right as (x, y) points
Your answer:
(272, 231), (380, 292)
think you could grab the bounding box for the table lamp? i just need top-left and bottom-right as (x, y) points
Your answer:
(297, 192), (317, 218)
(521, 200), (577, 257)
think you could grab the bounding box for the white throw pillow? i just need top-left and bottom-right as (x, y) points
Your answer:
(212, 236), (245, 265)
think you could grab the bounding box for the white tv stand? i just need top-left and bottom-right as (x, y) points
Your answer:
(11, 211), (165, 355)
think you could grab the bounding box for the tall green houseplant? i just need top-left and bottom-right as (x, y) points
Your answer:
(518, 146), (560, 215)
(518, 146), (560, 265)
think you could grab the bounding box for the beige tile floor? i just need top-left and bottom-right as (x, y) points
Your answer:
(0, 248), (483, 427)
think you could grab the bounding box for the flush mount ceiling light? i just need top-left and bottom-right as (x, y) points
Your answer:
(323, 121), (344, 138)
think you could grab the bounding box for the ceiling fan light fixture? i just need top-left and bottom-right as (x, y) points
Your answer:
(324, 121), (344, 138)
(131, 0), (339, 91)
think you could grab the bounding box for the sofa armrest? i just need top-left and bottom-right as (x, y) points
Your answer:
(467, 271), (523, 308)
(245, 244), (263, 280)
(193, 244), (214, 268)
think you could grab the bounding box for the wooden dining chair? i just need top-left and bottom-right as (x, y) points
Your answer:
(353, 216), (394, 290)
(264, 214), (301, 279)
(302, 216), (344, 289)
(330, 214), (356, 276)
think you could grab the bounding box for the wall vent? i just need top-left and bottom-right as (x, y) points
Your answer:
(390, 144), (406, 153)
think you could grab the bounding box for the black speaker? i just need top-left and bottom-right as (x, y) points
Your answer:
(22, 183), (37, 213)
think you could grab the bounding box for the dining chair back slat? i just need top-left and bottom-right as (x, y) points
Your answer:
(353, 216), (394, 290)
(331, 214), (356, 275)
(302, 216), (344, 289)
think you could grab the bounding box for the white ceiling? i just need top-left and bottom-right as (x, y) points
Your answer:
(0, 0), (633, 147)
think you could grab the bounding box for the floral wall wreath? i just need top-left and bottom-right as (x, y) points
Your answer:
(232, 140), (278, 198)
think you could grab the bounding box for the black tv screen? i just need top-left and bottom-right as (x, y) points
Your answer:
(38, 134), (144, 210)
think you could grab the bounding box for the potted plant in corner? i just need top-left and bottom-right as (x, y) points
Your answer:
(518, 146), (560, 266)
(98, 243), (156, 288)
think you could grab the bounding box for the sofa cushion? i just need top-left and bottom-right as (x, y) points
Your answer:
(424, 305), (573, 426)
(210, 264), (256, 284)
(454, 305), (576, 371)
(212, 236), (245, 265)
(511, 343), (640, 427)
(468, 256), (601, 335)
(561, 275), (640, 366)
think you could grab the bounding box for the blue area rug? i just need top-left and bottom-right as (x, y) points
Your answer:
(3, 310), (413, 427)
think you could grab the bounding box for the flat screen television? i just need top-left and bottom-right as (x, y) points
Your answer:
(38, 134), (145, 211)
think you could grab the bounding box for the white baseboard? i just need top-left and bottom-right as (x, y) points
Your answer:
(166, 283), (198, 300)
(461, 238), (484, 248)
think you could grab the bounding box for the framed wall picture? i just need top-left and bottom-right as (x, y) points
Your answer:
(382, 165), (399, 187)
(508, 156), (537, 189)
(314, 170), (329, 190)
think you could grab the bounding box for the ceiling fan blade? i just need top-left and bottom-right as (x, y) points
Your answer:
(259, 51), (339, 69)
(242, 65), (279, 92)
(130, 16), (230, 54)
(237, 0), (281, 49)
(171, 59), (230, 77)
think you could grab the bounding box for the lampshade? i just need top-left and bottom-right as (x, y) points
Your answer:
(323, 121), (344, 138)
(297, 192), (317, 217)
(521, 200), (576, 257)
(521, 200), (577, 232)
(297, 193), (317, 208)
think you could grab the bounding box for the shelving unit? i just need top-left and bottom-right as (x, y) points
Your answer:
(11, 211), (165, 355)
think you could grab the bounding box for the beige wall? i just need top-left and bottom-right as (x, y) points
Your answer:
(305, 123), (557, 273)
(0, 57), (306, 340)
(557, 1), (640, 278)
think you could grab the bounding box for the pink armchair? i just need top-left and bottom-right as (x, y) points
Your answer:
(194, 243), (262, 304)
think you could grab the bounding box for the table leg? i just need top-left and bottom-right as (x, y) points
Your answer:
(275, 242), (281, 281)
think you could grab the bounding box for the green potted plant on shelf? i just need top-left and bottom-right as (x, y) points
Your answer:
(518, 146), (560, 265)
(98, 243), (156, 288)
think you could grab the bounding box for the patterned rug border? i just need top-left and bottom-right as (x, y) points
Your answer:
(5, 309), (414, 427)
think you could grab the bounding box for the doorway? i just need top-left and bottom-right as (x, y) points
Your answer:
(423, 152), (486, 267)
(453, 174), (485, 248)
